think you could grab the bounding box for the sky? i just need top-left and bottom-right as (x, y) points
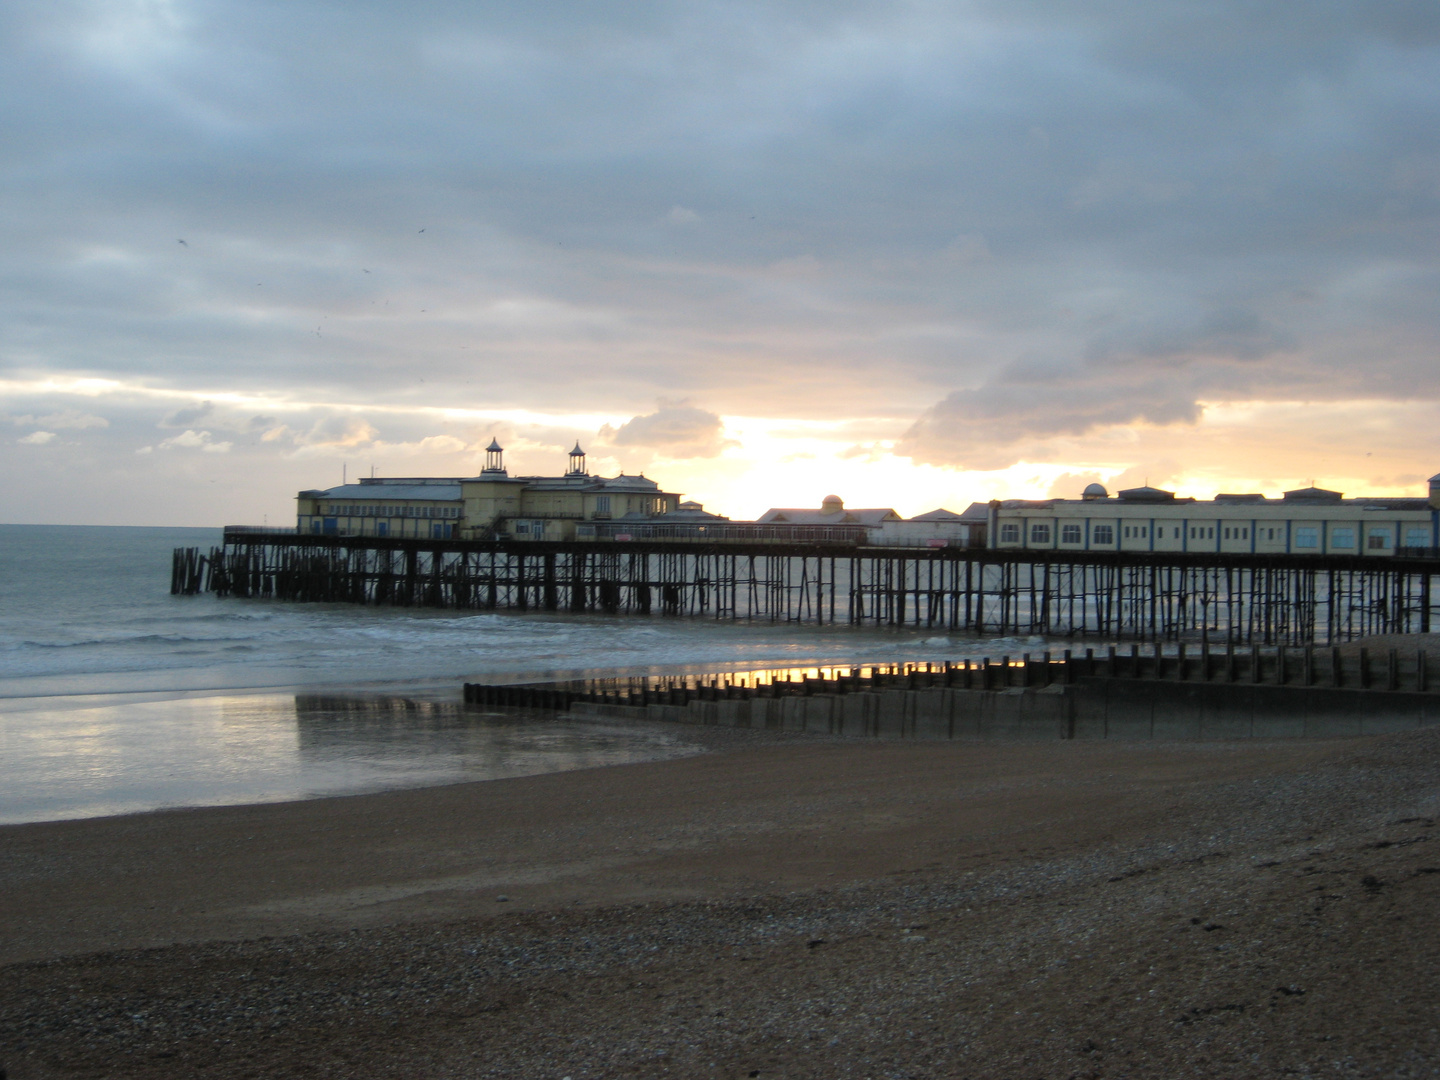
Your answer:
(3, 0), (1439, 526)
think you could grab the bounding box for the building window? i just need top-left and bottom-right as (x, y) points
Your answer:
(596, 495), (611, 515)
(1294, 527), (1319, 549)
(1330, 528), (1354, 548)
(1030, 524), (1051, 543)
(1000, 524), (1020, 543)
(1093, 525), (1113, 545)
(515, 521), (530, 534)
(1061, 524), (1082, 544)
(1405, 527), (1430, 548)
(1266, 528), (1276, 541)
(1368, 530), (1391, 550)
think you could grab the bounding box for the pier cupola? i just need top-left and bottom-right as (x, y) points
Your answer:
(567, 441), (588, 477)
(482, 438), (506, 475)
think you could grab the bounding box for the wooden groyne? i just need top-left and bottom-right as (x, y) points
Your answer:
(464, 642), (1438, 709)
(464, 644), (1440, 742)
(173, 530), (1440, 645)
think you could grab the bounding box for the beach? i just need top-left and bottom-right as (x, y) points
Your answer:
(5, 724), (1439, 1078)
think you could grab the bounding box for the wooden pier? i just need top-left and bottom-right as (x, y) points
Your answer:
(171, 529), (1440, 646)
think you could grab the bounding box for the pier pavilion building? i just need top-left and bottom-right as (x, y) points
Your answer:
(296, 440), (685, 540)
(987, 474), (1440, 557)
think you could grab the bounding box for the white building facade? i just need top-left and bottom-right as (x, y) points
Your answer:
(988, 476), (1440, 557)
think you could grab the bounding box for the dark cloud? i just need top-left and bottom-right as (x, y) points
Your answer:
(602, 402), (732, 458)
(899, 367), (1203, 471)
(160, 401), (214, 428)
(0, 0), (1437, 516)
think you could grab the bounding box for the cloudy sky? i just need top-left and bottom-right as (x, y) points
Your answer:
(4, 0), (1438, 525)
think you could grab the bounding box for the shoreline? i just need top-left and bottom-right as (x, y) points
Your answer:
(3, 728), (1438, 1078)
(0, 730), (1355, 966)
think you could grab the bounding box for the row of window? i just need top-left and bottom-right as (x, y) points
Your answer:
(308, 520), (453, 538)
(320, 504), (461, 519)
(590, 496), (669, 515)
(1000, 522), (1431, 549)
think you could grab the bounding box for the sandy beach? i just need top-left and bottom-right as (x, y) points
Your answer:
(3, 722), (1439, 1078)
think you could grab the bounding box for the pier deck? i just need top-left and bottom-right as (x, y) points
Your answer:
(171, 529), (1440, 645)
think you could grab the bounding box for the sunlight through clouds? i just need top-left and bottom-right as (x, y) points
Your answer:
(1, 1), (1438, 523)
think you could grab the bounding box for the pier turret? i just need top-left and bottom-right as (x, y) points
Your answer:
(567, 441), (588, 477)
(482, 438), (506, 475)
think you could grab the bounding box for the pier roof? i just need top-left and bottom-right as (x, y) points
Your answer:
(307, 482), (462, 501)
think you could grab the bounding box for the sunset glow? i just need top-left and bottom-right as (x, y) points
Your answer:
(3, 3), (1438, 525)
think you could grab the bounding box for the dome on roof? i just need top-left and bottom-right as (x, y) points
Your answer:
(486, 438), (503, 452)
(1117, 485), (1176, 502)
(821, 494), (844, 513)
(1081, 482), (1108, 500)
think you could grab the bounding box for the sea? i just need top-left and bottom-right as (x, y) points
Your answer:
(0, 525), (1047, 824)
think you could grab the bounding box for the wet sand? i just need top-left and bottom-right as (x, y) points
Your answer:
(3, 724), (1439, 1078)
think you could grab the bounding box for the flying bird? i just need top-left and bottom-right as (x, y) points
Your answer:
(177, 239), (188, 246)
(362, 268), (370, 273)
(418, 228), (425, 233)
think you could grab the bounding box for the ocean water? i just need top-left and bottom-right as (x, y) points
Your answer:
(0, 525), (1046, 823)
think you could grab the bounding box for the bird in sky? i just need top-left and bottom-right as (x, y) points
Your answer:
(418, 228), (425, 233)
(177, 238), (188, 246)
(362, 268), (370, 273)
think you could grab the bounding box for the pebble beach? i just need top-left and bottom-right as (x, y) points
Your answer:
(4, 721), (1439, 1078)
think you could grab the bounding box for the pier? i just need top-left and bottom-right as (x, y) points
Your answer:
(173, 528), (1440, 645)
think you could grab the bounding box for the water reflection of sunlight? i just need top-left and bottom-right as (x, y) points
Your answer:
(1, 691), (703, 825)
